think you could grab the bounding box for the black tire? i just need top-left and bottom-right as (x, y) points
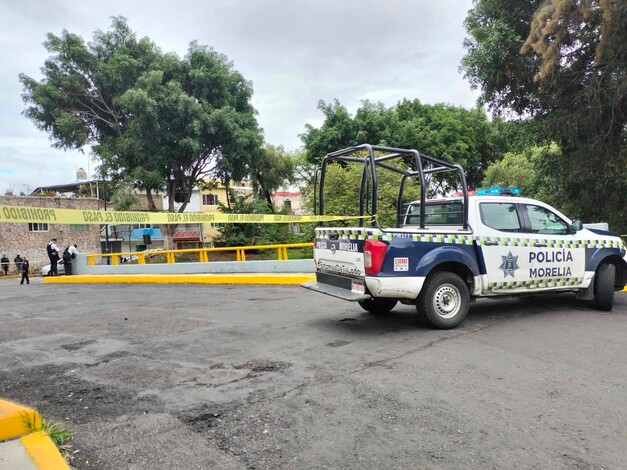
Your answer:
(593, 262), (615, 311)
(417, 271), (470, 329)
(358, 298), (398, 314)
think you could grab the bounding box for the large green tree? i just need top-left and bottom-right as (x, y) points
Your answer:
(302, 99), (503, 189)
(462, 0), (626, 232)
(482, 142), (561, 199)
(20, 17), (264, 246)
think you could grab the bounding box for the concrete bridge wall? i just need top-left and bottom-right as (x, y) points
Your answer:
(73, 254), (314, 275)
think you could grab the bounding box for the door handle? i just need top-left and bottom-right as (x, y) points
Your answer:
(534, 243), (547, 247)
(484, 241), (499, 246)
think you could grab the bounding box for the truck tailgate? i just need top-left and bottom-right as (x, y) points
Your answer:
(302, 228), (370, 301)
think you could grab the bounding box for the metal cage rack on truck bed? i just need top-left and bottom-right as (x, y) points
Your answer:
(314, 144), (469, 230)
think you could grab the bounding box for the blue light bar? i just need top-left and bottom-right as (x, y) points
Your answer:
(476, 187), (521, 196)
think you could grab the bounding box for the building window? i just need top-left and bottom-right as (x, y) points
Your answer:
(210, 223), (221, 228)
(28, 223), (49, 232)
(70, 224), (89, 232)
(131, 224), (153, 230)
(202, 194), (219, 205)
(283, 199), (292, 209)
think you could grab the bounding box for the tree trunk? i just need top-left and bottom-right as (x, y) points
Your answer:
(161, 224), (177, 250)
(146, 188), (177, 250)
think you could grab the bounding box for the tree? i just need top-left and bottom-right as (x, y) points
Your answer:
(20, 17), (264, 247)
(109, 176), (139, 211)
(302, 100), (358, 163)
(461, 0), (627, 232)
(482, 143), (561, 199)
(214, 191), (295, 247)
(251, 145), (296, 210)
(302, 99), (504, 189)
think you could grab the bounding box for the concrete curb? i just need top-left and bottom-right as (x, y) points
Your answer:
(43, 273), (316, 285)
(0, 399), (68, 470)
(41, 275), (627, 289)
(19, 431), (68, 469)
(0, 398), (41, 440)
(0, 432), (68, 470)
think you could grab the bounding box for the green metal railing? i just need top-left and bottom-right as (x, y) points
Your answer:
(86, 243), (314, 266)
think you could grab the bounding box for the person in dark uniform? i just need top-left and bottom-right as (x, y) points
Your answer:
(20, 257), (30, 284)
(14, 254), (22, 274)
(1, 254), (9, 276)
(64, 244), (79, 275)
(46, 238), (60, 276)
(63, 246), (73, 275)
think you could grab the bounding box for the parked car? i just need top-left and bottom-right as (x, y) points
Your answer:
(121, 248), (164, 263)
(41, 260), (66, 276)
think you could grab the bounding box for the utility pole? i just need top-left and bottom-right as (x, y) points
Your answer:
(103, 179), (110, 265)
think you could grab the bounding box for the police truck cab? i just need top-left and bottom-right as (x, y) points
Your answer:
(302, 145), (627, 329)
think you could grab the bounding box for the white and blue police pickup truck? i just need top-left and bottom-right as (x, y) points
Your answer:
(302, 145), (627, 329)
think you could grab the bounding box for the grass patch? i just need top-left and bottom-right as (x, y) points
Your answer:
(23, 412), (73, 460)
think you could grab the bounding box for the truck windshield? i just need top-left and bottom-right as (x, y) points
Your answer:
(404, 202), (463, 226)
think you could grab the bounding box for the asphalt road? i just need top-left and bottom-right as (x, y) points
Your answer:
(0, 278), (625, 470)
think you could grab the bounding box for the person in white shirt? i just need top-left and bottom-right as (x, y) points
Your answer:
(63, 244), (79, 275)
(69, 244), (79, 257)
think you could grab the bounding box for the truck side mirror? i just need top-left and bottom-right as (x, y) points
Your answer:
(570, 220), (583, 233)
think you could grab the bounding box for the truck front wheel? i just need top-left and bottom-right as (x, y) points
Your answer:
(593, 262), (615, 311)
(417, 272), (470, 329)
(358, 298), (398, 314)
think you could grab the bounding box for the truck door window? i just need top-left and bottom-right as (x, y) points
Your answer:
(525, 205), (569, 235)
(480, 203), (521, 232)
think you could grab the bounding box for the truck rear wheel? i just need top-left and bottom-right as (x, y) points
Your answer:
(417, 271), (469, 329)
(593, 262), (615, 311)
(358, 298), (398, 314)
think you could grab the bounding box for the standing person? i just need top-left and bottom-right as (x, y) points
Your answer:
(64, 244), (79, 276)
(1, 254), (9, 276)
(20, 257), (30, 285)
(69, 244), (79, 256)
(62, 244), (78, 275)
(46, 238), (60, 276)
(14, 254), (23, 274)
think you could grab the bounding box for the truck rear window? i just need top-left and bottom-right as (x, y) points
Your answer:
(404, 202), (463, 226)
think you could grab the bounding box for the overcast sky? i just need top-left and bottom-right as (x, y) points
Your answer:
(0, 0), (478, 195)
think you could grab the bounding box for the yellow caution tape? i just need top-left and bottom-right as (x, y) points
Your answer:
(0, 205), (369, 225)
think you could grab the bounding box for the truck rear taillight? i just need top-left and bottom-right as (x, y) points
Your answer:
(364, 239), (387, 275)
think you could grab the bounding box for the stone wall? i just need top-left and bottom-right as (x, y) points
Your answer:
(0, 196), (102, 273)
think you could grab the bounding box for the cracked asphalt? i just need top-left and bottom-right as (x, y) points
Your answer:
(0, 278), (625, 469)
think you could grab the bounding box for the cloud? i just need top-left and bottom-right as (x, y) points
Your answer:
(0, 0), (478, 190)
